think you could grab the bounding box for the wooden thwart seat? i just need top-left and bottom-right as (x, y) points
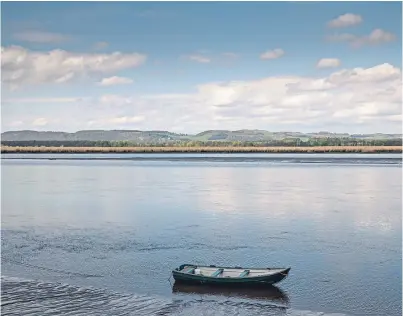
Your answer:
(182, 267), (196, 274)
(239, 269), (250, 277)
(211, 268), (224, 277)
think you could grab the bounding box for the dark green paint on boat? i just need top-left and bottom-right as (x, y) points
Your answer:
(172, 264), (291, 286)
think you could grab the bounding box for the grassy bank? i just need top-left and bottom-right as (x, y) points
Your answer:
(1, 145), (402, 154)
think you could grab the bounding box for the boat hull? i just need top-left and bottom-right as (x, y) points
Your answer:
(172, 264), (290, 286)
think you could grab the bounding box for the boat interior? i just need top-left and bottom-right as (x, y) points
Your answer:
(179, 265), (285, 278)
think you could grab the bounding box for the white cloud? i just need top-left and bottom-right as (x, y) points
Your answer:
(185, 52), (239, 64)
(316, 58), (341, 68)
(3, 63), (401, 133)
(3, 97), (81, 104)
(327, 13), (363, 28)
(32, 118), (48, 126)
(187, 54), (211, 63)
(110, 116), (145, 124)
(87, 116), (145, 127)
(99, 94), (133, 106)
(13, 30), (68, 43)
(98, 76), (134, 86)
(327, 29), (396, 47)
(1, 46), (147, 89)
(9, 120), (24, 127)
(364, 29), (396, 45)
(327, 63), (400, 85)
(260, 48), (284, 60)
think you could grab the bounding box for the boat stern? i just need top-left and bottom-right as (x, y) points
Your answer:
(283, 267), (291, 275)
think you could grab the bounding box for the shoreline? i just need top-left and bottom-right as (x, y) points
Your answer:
(1, 146), (402, 154)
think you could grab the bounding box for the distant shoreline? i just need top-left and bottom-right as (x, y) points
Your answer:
(1, 146), (402, 154)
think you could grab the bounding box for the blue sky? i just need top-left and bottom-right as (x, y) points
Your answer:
(1, 1), (402, 133)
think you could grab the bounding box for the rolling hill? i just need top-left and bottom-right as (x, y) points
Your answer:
(1, 129), (401, 143)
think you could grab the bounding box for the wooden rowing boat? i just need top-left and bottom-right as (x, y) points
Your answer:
(172, 264), (291, 286)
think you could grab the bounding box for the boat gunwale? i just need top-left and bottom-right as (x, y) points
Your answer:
(172, 264), (291, 281)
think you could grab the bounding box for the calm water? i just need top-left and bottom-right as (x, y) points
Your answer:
(1, 153), (402, 316)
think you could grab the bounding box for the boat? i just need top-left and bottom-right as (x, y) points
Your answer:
(172, 264), (291, 286)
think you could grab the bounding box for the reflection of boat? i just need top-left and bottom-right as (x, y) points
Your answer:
(172, 281), (290, 304)
(172, 264), (291, 286)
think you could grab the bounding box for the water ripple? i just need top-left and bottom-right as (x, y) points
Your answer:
(1, 276), (348, 316)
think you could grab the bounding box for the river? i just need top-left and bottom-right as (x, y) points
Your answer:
(1, 153), (401, 316)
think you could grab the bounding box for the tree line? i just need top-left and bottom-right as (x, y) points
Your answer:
(1, 138), (402, 147)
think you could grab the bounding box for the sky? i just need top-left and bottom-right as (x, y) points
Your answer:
(1, 1), (402, 134)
